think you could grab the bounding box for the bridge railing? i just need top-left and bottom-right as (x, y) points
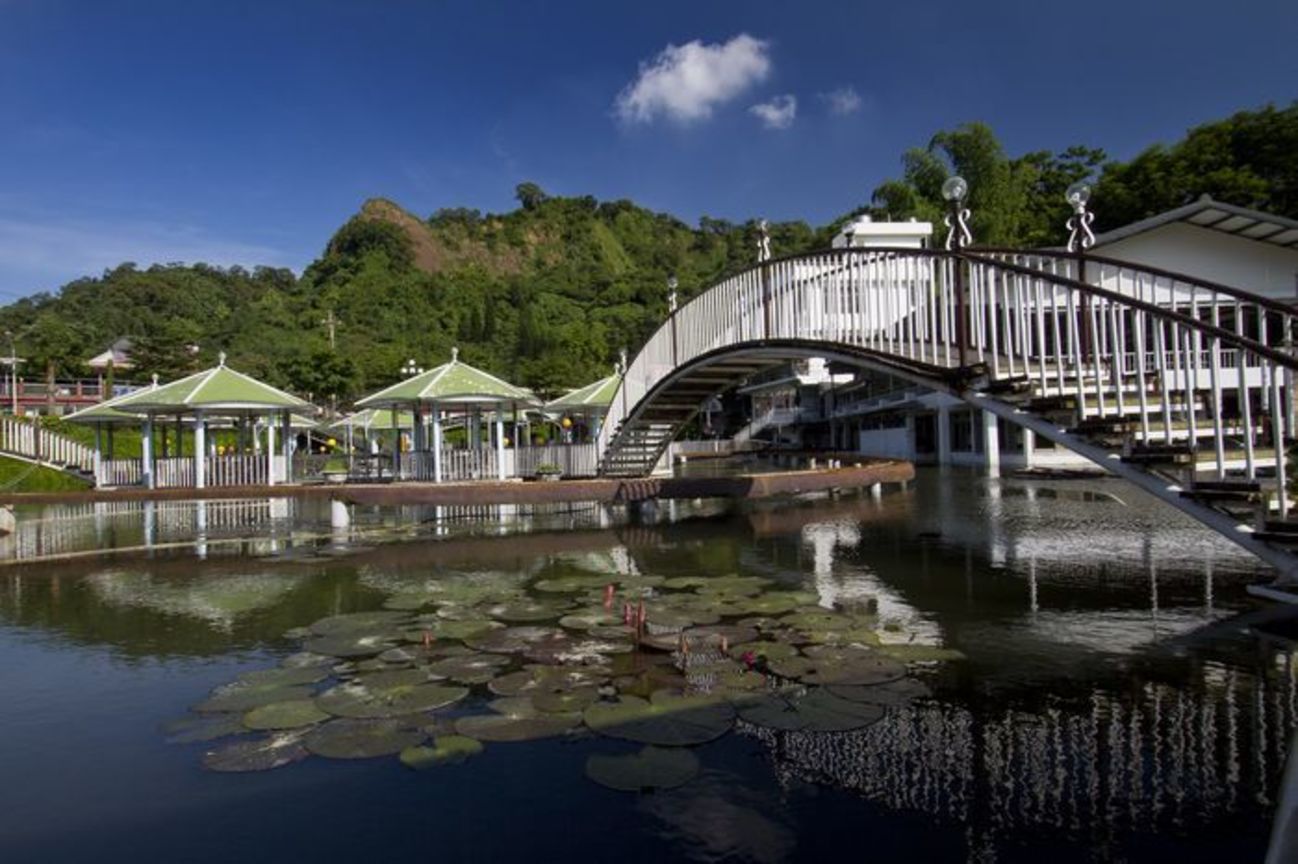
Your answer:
(601, 247), (1298, 505)
(0, 417), (96, 472)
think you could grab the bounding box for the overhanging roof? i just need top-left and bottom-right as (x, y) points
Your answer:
(546, 372), (620, 412)
(1093, 195), (1298, 251)
(356, 349), (537, 409)
(109, 360), (311, 416)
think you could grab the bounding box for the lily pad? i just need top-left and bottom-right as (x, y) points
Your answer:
(454, 699), (581, 742)
(533, 575), (611, 593)
(877, 644), (966, 663)
(310, 611), (411, 637)
(409, 618), (505, 642)
(302, 632), (402, 659)
(480, 600), (568, 623)
(195, 683), (317, 714)
(466, 626), (567, 654)
(827, 677), (932, 706)
(237, 666), (329, 688)
(316, 672), (469, 718)
(243, 699), (331, 730)
(799, 646), (906, 686)
(281, 651), (336, 669)
(559, 610), (625, 631)
(532, 686), (599, 714)
(735, 688), (884, 732)
(304, 718), (427, 759)
(425, 653), (510, 684)
(583, 691), (735, 746)
(399, 735), (484, 768)
(203, 733), (309, 772)
(162, 713), (247, 743)
(585, 746), (700, 792)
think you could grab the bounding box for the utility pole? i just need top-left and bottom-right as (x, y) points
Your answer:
(320, 310), (339, 350)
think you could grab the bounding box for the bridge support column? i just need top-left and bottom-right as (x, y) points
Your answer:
(495, 416), (506, 480)
(937, 406), (952, 466)
(1022, 428), (1035, 469)
(983, 411), (1000, 476)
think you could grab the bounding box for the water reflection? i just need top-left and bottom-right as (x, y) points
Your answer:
(0, 467), (1292, 861)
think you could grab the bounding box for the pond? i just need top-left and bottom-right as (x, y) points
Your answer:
(0, 467), (1293, 863)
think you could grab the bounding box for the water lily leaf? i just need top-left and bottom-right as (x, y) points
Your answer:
(304, 718), (426, 759)
(243, 699), (331, 730)
(425, 653), (510, 684)
(196, 683), (317, 714)
(162, 713), (247, 743)
(203, 733), (309, 772)
(480, 600), (569, 623)
(662, 577), (712, 589)
(316, 672), (469, 718)
(583, 691), (734, 746)
(302, 632), (402, 658)
(729, 641), (800, 661)
(310, 611), (411, 637)
(454, 699), (581, 742)
(779, 610), (853, 631)
(399, 735), (484, 769)
(693, 576), (771, 598)
(237, 666), (330, 688)
(736, 688), (884, 732)
(827, 677), (932, 706)
(488, 666), (607, 697)
(466, 626), (567, 654)
(532, 686), (598, 714)
(799, 646), (905, 686)
(533, 575), (611, 593)
(585, 746), (700, 792)
(415, 619), (505, 641)
(728, 593), (806, 616)
(559, 609), (625, 631)
(281, 651), (337, 669)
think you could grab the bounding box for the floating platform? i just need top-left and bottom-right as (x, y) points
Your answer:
(0, 461), (914, 507)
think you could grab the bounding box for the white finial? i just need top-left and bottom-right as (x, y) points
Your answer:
(151, 373), (159, 386)
(218, 351), (226, 367)
(451, 346), (459, 363)
(757, 219), (771, 263)
(619, 348), (628, 371)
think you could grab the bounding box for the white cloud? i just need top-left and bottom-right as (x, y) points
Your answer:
(615, 34), (771, 125)
(749, 94), (797, 130)
(822, 86), (862, 115)
(0, 216), (294, 300)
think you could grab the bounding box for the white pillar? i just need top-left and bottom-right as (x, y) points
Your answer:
(141, 417), (155, 489)
(936, 405), (951, 466)
(495, 416), (506, 480)
(1022, 427), (1035, 469)
(281, 412), (292, 484)
(193, 414), (206, 489)
(266, 419), (277, 485)
(93, 424), (103, 488)
(431, 402), (443, 483)
(983, 410), (1000, 476)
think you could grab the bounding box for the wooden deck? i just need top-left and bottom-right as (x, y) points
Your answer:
(0, 461), (913, 507)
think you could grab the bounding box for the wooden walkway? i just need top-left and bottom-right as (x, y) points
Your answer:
(0, 461), (914, 507)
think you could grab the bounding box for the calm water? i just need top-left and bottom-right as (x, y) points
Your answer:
(1, 467), (1294, 863)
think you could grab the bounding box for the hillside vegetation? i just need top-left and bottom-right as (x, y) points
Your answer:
(0, 104), (1292, 404)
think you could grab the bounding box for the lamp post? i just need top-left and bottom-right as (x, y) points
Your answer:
(667, 275), (679, 366)
(3, 330), (22, 415)
(941, 176), (972, 364)
(1066, 181), (1096, 361)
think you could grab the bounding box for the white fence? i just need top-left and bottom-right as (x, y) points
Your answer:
(394, 444), (598, 482)
(0, 417), (96, 472)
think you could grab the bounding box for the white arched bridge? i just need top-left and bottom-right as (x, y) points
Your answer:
(596, 247), (1298, 584)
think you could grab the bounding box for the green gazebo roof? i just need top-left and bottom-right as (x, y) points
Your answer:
(110, 359), (311, 416)
(64, 383), (160, 425)
(325, 408), (417, 432)
(546, 371), (621, 413)
(356, 348), (538, 409)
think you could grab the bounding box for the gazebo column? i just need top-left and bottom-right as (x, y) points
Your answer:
(391, 405), (401, 479)
(93, 424), (103, 488)
(193, 412), (206, 489)
(266, 417), (277, 486)
(412, 406), (425, 480)
(495, 413), (506, 480)
(281, 411), (292, 484)
(141, 416), (155, 489)
(431, 401), (443, 483)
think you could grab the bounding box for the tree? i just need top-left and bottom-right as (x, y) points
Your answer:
(515, 182), (548, 211)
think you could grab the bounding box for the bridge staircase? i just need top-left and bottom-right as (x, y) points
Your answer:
(0, 417), (97, 483)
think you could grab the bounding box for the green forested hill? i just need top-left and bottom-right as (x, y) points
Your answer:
(1, 103), (1293, 404)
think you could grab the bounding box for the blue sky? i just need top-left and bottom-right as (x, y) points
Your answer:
(0, 0), (1294, 301)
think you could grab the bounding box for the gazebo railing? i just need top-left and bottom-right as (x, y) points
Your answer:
(99, 458), (143, 487)
(207, 455), (268, 487)
(513, 443), (597, 477)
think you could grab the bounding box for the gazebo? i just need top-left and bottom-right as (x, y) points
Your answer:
(355, 347), (538, 482)
(545, 368), (621, 453)
(65, 379), (159, 486)
(100, 355), (313, 489)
